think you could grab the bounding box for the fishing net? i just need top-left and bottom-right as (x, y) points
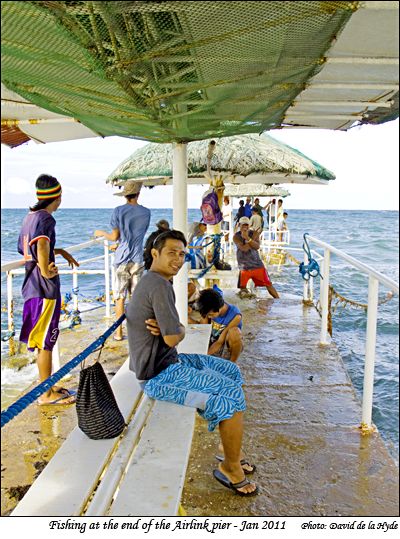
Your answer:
(2, 1), (357, 143)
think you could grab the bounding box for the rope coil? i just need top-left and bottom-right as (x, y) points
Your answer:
(299, 233), (322, 281)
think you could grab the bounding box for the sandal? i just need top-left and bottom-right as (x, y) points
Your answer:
(213, 469), (258, 497)
(215, 455), (256, 475)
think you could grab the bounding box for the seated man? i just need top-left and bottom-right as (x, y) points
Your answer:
(197, 287), (243, 363)
(234, 216), (279, 299)
(126, 229), (258, 496)
(188, 279), (201, 323)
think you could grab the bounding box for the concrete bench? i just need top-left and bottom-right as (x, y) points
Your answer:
(188, 268), (237, 287)
(11, 324), (211, 517)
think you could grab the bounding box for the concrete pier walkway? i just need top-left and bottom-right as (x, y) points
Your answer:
(1, 293), (398, 516)
(181, 291), (399, 516)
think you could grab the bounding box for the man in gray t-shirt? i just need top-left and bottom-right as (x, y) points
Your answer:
(126, 229), (258, 497)
(126, 270), (181, 380)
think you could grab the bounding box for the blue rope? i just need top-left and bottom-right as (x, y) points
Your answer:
(299, 233), (322, 281)
(1, 314), (126, 428)
(197, 234), (223, 279)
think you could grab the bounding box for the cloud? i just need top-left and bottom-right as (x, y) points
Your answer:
(4, 177), (34, 196)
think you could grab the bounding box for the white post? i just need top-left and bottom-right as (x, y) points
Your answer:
(228, 196), (234, 253)
(110, 252), (115, 313)
(104, 240), (111, 318)
(303, 251), (309, 302)
(72, 270), (79, 312)
(320, 248), (330, 344)
(53, 340), (61, 371)
(309, 275), (314, 301)
(6, 272), (15, 356)
(361, 276), (379, 428)
(172, 142), (188, 326)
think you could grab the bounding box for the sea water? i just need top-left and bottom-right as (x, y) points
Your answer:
(1, 208), (398, 461)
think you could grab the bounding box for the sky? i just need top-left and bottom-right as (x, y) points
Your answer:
(1, 119), (398, 211)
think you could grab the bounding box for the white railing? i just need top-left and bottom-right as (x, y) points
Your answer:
(1, 238), (113, 365)
(306, 235), (399, 431)
(260, 228), (290, 246)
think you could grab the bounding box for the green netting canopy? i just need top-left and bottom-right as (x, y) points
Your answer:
(106, 133), (335, 185)
(2, 1), (358, 143)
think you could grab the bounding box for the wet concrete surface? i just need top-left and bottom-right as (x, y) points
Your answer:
(1, 293), (399, 516)
(181, 290), (399, 516)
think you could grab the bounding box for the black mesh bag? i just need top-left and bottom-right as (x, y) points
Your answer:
(76, 357), (126, 440)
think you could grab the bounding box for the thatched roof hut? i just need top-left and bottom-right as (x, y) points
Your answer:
(106, 133), (335, 187)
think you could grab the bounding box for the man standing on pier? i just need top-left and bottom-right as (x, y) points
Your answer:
(18, 174), (79, 405)
(234, 217), (279, 299)
(125, 229), (258, 497)
(94, 181), (150, 340)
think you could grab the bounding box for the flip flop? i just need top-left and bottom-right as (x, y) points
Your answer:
(213, 469), (259, 497)
(215, 455), (256, 475)
(55, 387), (77, 397)
(37, 393), (76, 406)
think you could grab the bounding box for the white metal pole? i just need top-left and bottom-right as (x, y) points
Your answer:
(110, 252), (115, 313)
(320, 248), (330, 344)
(172, 142), (188, 326)
(228, 196), (233, 253)
(52, 340), (61, 371)
(361, 276), (379, 428)
(6, 272), (15, 356)
(104, 240), (111, 318)
(303, 251), (309, 302)
(309, 275), (314, 301)
(72, 271), (79, 312)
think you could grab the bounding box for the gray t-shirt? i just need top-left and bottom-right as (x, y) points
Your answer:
(126, 271), (181, 380)
(234, 230), (264, 270)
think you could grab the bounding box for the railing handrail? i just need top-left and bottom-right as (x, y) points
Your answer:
(1, 237), (103, 273)
(307, 235), (399, 294)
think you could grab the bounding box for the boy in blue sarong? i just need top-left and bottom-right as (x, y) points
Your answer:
(197, 287), (243, 363)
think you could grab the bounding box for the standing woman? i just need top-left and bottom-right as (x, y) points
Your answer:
(18, 174), (79, 405)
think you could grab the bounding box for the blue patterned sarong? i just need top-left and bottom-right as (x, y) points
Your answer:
(143, 353), (246, 431)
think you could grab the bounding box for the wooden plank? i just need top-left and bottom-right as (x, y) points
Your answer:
(108, 401), (196, 516)
(12, 360), (141, 516)
(85, 395), (154, 515)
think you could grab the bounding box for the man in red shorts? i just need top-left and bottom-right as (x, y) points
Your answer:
(233, 217), (279, 299)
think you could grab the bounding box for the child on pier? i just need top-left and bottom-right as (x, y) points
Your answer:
(197, 287), (243, 363)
